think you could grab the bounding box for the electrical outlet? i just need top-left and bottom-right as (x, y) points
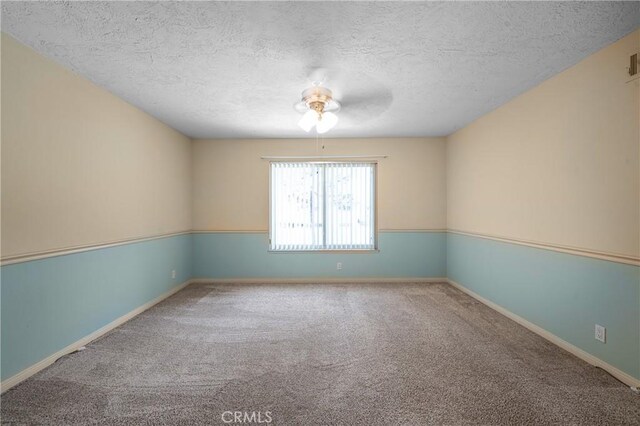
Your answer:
(595, 324), (606, 343)
(171, 270), (176, 279)
(337, 262), (342, 270)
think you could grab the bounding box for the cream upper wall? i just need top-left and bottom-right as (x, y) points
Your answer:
(447, 30), (640, 258)
(5, 26), (636, 257)
(192, 138), (446, 231)
(1, 34), (192, 258)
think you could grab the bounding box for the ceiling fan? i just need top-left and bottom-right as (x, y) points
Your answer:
(294, 83), (341, 134)
(293, 68), (393, 134)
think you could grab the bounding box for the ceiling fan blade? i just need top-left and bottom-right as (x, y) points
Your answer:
(339, 87), (393, 122)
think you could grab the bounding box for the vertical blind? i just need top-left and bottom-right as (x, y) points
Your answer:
(270, 162), (376, 251)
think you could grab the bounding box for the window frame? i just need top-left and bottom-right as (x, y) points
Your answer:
(268, 161), (379, 253)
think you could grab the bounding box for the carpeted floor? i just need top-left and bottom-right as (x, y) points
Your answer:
(2, 282), (639, 425)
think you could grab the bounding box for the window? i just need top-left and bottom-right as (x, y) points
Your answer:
(270, 162), (376, 251)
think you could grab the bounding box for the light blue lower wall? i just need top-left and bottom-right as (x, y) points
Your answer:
(193, 232), (447, 279)
(5, 231), (637, 384)
(447, 232), (640, 381)
(0, 234), (192, 381)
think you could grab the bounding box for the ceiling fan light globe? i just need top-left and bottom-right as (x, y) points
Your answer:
(316, 112), (338, 134)
(298, 110), (318, 132)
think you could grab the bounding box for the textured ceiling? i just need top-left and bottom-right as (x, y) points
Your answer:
(2, 1), (638, 139)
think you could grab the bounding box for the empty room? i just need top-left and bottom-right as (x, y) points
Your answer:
(1, 1), (639, 424)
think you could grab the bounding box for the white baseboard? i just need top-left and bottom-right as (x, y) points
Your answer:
(191, 277), (448, 284)
(0, 279), (194, 393)
(447, 279), (640, 389)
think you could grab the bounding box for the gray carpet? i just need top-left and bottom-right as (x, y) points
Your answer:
(2, 282), (639, 425)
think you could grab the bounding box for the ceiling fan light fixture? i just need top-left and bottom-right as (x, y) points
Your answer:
(298, 110), (318, 132)
(294, 84), (340, 134)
